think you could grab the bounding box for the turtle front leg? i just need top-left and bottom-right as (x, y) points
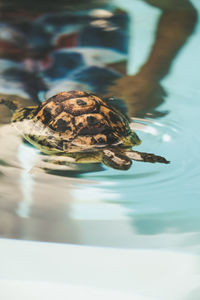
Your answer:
(102, 149), (132, 170)
(125, 150), (170, 164)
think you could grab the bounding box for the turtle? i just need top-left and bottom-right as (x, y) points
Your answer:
(0, 90), (169, 170)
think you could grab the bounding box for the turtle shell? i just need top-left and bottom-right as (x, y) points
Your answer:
(33, 90), (132, 152)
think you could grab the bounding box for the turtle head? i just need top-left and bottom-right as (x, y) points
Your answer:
(0, 98), (20, 114)
(0, 97), (39, 123)
(0, 98), (39, 122)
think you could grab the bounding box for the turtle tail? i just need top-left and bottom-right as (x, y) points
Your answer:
(0, 98), (20, 114)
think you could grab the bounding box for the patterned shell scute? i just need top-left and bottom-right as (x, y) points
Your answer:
(34, 91), (130, 149)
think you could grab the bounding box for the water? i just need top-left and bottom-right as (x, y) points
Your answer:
(0, 0), (200, 255)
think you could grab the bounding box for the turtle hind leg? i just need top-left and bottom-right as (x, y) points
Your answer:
(102, 149), (132, 170)
(125, 150), (170, 164)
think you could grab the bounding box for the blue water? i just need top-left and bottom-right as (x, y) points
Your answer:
(0, 0), (200, 254)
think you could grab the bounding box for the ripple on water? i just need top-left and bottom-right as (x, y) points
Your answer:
(82, 115), (200, 200)
(1, 114), (200, 202)
(1, 112), (200, 244)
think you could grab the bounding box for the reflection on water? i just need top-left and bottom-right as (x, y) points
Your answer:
(0, 0), (200, 254)
(1, 106), (200, 251)
(16, 146), (36, 218)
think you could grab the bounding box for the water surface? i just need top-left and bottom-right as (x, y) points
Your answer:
(0, 0), (200, 254)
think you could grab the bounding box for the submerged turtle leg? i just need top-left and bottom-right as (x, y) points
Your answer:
(125, 150), (170, 164)
(73, 152), (102, 164)
(102, 149), (132, 170)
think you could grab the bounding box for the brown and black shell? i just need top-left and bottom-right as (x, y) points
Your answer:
(32, 90), (131, 152)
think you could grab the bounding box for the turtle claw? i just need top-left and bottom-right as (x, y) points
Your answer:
(125, 150), (170, 164)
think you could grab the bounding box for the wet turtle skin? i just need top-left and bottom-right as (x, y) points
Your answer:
(1, 90), (169, 170)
